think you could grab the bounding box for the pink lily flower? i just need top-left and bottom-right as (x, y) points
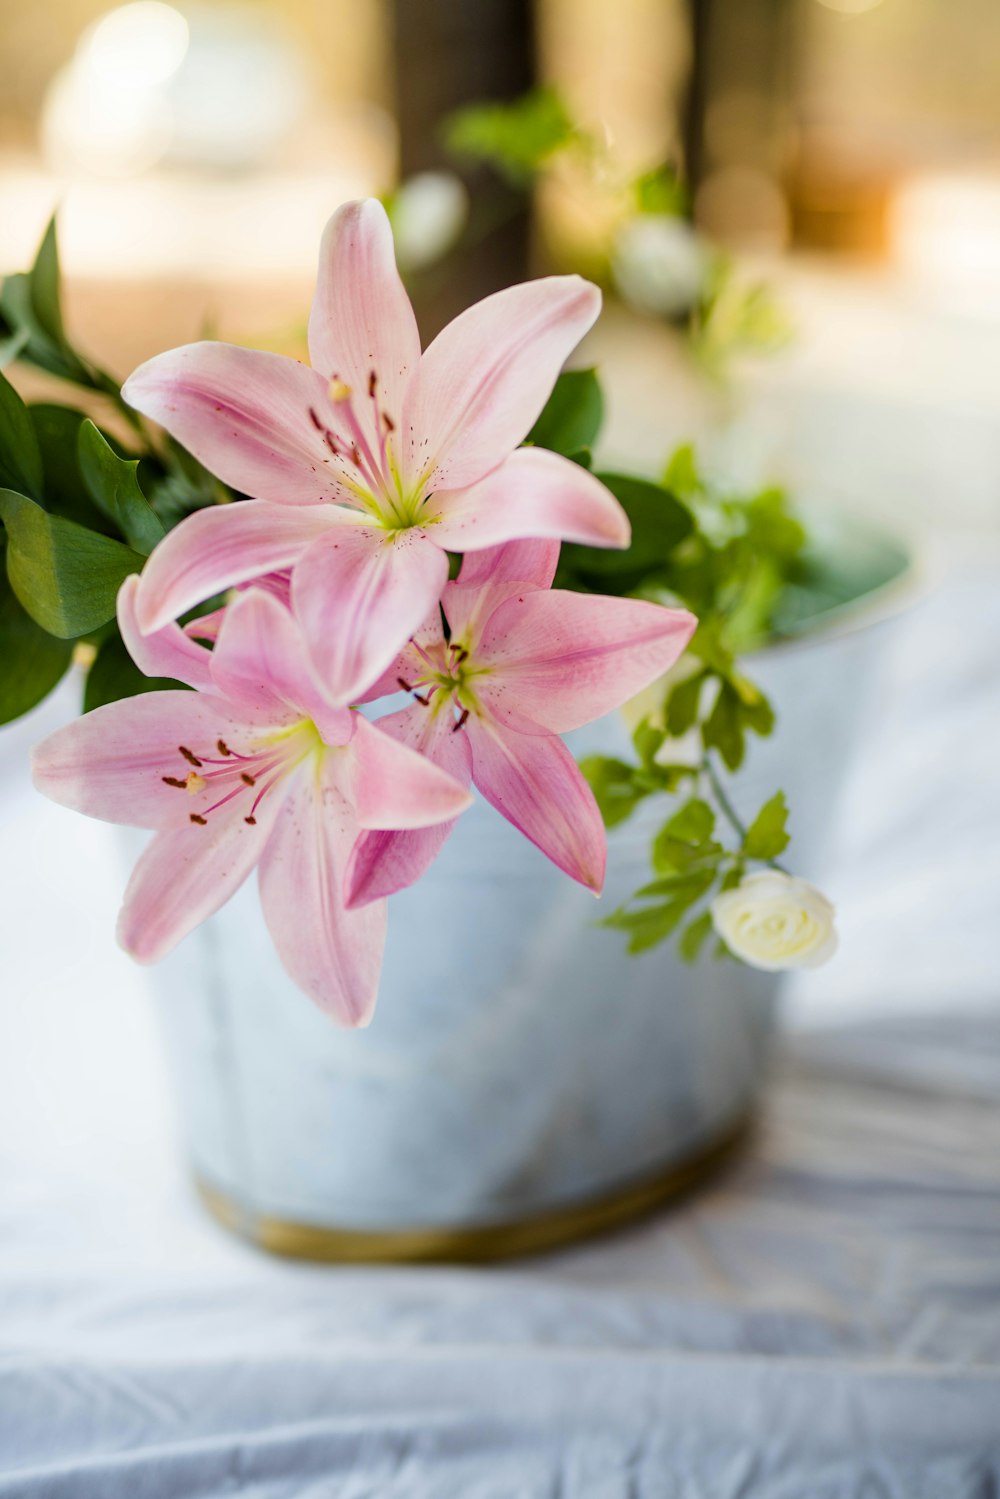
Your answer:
(122, 198), (630, 705)
(346, 539), (697, 906)
(31, 580), (472, 1026)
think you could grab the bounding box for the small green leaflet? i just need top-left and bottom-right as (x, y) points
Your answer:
(78, 420), (165, 555)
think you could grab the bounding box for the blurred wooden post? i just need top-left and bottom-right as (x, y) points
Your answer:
(683, 0), (713, 204)
(390, 0), (535, 337)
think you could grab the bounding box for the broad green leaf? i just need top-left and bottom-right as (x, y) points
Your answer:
(632, 719), (664, 767)
(0, 369), (44, 500)
(664, 797), (715, 844)
(526, 369), (603, 457)
(29, 405), (111, 531)
(29, 216), (66, 346)
(559, 472), (693, 587)
(0, 325), (29, 369)
(78, 419), (164, 555)
(0, 272), (90, 385)
(652, 828), (722, 875)
(679, 911), (714, 963)
(0, 560), (72, 723)
(636, 867), (717, 901)
(665, 669), (704, 736)
(0, 488), (144, 637)
(579, 754), (646, 829)
(743, 790), (790, 861)
(83, 630), (185, 713)
(702, 680), (744, 771)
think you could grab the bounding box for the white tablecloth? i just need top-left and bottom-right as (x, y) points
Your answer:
(1, 572), (999, 1497)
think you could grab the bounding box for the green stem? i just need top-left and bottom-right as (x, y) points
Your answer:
(702, 751), (790, 874)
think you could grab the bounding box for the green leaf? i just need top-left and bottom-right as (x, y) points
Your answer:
(78, 420), (164, 555)
(664, 798), (716, 844)
(636, 867), (717, 901)
(443, 87), (577, 185)
(702, 680), (744, 771)
(632, 719), (664, 767)
(604, 871), (715, 954)
(0, 271), (90, 385)
(579, 754), (647, 829)
(633, 165), (688, 218)
(83, 629), (186, 713)
(29, 216), (66, 346)
(0, 325), (30, 369)
(665, 669), (704, 737)
(0, 488), (144, 637)
(743, 790), (790, 861)
(559, 472), (693, 588)
(0, 559), (72, 723)
(29, 405), (111, 530)
(526, 369), (604, 457)
(679, 911), (714, 963)
(662, 443), (701, 499)
(0, 369), (44, 500)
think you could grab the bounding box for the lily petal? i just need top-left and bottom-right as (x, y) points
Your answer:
(257, 756), (387, 1026)
(117, 575), (213, 693)
(210, 589), (351, 743)
(457, 538), (561, 591)
(349, 711), (473, 830)
(404, 276), (601, 490)
(466, 713), (607, 892)
(31, 692), (261, 829)
(117, 791), (285, 963)
(308, 199), (421, 431)
(344, 704), (473, 908)
(429, 447), (630, 553)
(476, 592), (697, 734)
(135, 499), (344, 635)
(292, 525), (449, 706)
(122, 342), (359, 507)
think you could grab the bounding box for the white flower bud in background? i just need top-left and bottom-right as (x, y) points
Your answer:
(711, 871), (838, 971)
(387, 171), (469, 273)
(612, 214), (710, 319)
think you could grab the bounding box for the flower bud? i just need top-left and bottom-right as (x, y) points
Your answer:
(711, 871), (837, 971)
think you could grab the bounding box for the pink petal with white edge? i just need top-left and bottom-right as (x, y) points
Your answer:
(349, 711), (472, 830)
(466, 714), (607, 892)
(209, 589), (351, 744)
(31, 692), (263, 829)
(135, 499), (345, 635)
(117, 784), (286, 963)
(292, 524), (449, 707)
(476, 592), (697, 734)
(257, 755), (387, 1026)
(403, 277), (601, 491)
(345, 704), (473, 908)
(457, 538), (561, 591)
(429, 447), (630, 553)
(117, 575), (213, 692)
(308, 200), (421, 433)
(122, 342), (360, 507)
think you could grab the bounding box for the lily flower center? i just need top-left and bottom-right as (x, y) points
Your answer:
(396, 636), (487, 732)
(162, 720), (322, 826)
(308, 371), (431, 533)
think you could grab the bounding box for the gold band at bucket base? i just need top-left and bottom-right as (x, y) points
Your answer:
(194, 1114), (752, 1265)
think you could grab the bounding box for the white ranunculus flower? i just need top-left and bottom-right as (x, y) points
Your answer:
(711, 871), (838, 972)
(388, 171), (469, 272)
(612, 214), (709, 319)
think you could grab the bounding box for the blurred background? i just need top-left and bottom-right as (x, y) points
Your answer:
(2, 0), (1000, 537)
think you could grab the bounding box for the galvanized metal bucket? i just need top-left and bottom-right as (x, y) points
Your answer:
(147, 520), (912, 1260)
